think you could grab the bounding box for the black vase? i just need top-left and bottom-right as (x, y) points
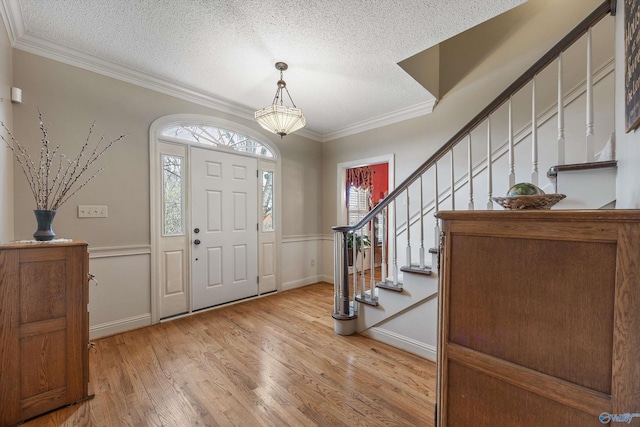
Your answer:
(33, 210), (56, 241)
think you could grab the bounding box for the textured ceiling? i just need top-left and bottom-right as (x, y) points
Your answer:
(5, 0), (526, 140)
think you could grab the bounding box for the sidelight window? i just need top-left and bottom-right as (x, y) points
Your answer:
(262, 171), (274, 232)
(162, 154), (184, 235)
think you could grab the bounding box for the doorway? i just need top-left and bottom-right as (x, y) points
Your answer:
(149, 115), (281, 323)
(337, 154), (394, 282)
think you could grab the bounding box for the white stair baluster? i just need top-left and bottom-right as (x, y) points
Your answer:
(433, 162), (440, 270)
(405, 188), (411, 267)
(558, 52), (566, 165)
(360, 227), (365, 297)
(450, 149), (456, 210)
(419, 174), (425, 269)
(393, 199), (398, 285)
(487, 117), (493, 210)
(381, 209), (387, 282)
(352, 231), (357, 301)
(586, 27), (595, 162)
(508, 97), (515, 187)
(370, 219), (375, 293)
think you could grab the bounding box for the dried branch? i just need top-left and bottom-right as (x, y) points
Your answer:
(0, 113), (127, 211)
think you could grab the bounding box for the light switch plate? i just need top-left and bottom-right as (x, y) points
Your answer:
(78, 205), (108, 218)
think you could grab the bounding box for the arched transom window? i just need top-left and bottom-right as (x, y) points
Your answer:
(162, 125), (274, 158)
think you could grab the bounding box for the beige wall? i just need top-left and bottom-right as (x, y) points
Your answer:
(615, 0), (640, 207)
(11, 50), (322, 245)
(321, 0), (608, 234)
(0, 17), (13, 243)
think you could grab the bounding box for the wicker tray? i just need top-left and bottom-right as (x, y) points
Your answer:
(492, 194), (566, 210)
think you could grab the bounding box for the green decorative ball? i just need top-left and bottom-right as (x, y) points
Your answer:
(507, 182), (545, 196)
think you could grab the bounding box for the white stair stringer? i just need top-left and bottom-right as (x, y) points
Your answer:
(355, 270), (438, 333)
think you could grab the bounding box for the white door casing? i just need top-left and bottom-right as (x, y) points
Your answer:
(191, 147), (258, 310)
(150, 114), (281, 323)
(337, 154), (395, 279)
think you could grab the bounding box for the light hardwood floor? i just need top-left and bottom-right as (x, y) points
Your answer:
(23, 283), (436, 426)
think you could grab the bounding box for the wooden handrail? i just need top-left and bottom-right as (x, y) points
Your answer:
(333, 0), (612, 234)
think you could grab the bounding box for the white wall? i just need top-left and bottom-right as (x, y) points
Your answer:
(0, 16), (13, 243)
(615, 0), (640, 207)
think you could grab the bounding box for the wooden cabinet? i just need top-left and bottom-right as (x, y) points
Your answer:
(0, 240), (91, 426)
(436, 210), (640, 426)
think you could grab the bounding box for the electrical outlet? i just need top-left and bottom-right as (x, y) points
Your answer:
(310, 259), (315, 267)
(78, 205), (108, 218)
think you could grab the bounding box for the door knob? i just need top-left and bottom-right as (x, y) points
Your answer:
(194, 239), (201, 245)
(194, 228), (200, 234)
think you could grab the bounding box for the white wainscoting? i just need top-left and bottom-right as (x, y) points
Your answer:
(89, 236), (335, 338)
(88, 245), (152, 339)
(281, 235), (332, 290)
(320, 234), (334, 284)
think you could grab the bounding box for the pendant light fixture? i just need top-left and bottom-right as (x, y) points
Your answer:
(255, 62), (306, 137)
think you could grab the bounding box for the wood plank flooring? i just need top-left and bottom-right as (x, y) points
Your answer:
(23, 282), (436, 427)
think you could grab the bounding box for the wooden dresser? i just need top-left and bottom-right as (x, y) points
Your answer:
(0, 240), (91, 426)
(436, 210), (640, 426)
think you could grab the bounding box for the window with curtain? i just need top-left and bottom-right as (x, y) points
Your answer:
(348, 185), (370, 226)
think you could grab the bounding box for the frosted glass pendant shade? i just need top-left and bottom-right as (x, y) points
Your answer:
(255, 62), (306, 137)
(255, 104), (306, 137)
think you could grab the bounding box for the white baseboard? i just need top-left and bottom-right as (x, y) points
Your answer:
(90, 313), (152, 339)
(318, 274), (333, 284)
(281, 275), (327, 291)
(361, 327), (437, 361)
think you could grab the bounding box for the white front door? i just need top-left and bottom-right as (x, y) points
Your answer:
(191, 147), (258, 310)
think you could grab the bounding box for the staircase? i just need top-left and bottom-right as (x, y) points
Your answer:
(357, 267), (439, 360)
(332, 0), (616, 359)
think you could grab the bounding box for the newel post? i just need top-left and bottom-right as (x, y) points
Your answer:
(332, 226), (356, 335)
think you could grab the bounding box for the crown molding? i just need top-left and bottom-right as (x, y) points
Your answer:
(293, 126), (323, 141)
(322, 98), (438, 142)
(0, 0), (23, 44)
(15, 33), (257, 116)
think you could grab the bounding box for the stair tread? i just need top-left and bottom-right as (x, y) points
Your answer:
(547, 160), (617, 177)
(400, 265), (432, 275)
(376, 280), (403, 292)
(355, 294), (379, 306)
